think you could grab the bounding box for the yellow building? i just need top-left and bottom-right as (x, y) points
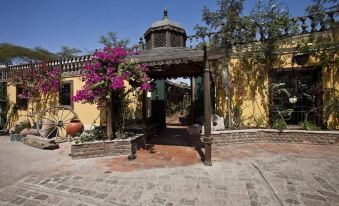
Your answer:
(0, 9), (338, 134)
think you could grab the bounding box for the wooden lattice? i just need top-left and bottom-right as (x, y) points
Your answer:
(170, 32), (182, 47)
(146, 39), (152, 49)
(154, 31), (167, 48)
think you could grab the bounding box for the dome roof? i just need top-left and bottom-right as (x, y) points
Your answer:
(150, 18), (183, 30)
(149, 9), (184, 30)
(144, 8), (186, 37)
(143, 8), (187, 49)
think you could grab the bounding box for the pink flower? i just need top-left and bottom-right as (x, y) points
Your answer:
(111, 76), (125, 90)
(141, 82), (152, 91)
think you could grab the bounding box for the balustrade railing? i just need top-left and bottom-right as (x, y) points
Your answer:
(0, 10), (337, 80)
(0, 55), (92, 80)
(185, 9), (338, 49)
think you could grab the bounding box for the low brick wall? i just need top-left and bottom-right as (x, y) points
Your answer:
(212, 129), (339, 146)
(71, 134), (145, 159)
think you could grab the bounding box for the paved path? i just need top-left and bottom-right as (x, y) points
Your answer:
(0, 135), (339, 206)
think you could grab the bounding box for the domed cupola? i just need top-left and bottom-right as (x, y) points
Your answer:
(144, 8), (187, 49)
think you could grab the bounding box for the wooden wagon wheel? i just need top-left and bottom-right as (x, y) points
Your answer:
(37, 106), (79, 139)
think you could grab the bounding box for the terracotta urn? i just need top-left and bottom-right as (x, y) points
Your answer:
(66, 119), (84, 137)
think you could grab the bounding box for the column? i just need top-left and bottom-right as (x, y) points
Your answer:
(203, 45), (212, 166)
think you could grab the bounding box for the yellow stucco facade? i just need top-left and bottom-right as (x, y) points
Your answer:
(6, 76), (101, 128)
(4, 32), (338, 130)
(215, 33), (338, 129)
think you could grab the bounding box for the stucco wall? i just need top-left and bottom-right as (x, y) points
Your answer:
(6, 76), (101, 128)
(215, 33), (338, 129)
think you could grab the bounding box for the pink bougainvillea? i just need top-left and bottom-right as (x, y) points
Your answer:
(11, 64), (61, 99)
(72, 46), (151, 139)
(72, 46), (151, 109)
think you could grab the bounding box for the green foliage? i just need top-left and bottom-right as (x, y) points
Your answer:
(306, 0), (338, 14)
(99, 32), (130, 48)
(232, 105), (243, 128)
(0, 43), (58, 64)
(253, 116), (266, 128)
(243, 0), (295, 72)
(167, 102), (180, 115)
(272, 118), (287, 130)
(76, 128), (107, 143)
(269, 83), (297, 127)
(299, 120), (321, 130)
(57, 46), (82, 59)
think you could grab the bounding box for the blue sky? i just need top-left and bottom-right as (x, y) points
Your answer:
(1, 0), (313, 54)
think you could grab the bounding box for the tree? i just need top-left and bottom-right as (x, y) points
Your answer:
(196, 0), (296, 128)
(99, 32), (130, 48)
(72, 46), (151, 140)
(57, 46), (82, 59)
(195, 0), (246, 127)
(0, 43), (58, 65)
(306, 0), (338, 14)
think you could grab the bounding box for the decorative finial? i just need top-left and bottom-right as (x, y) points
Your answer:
(163, 7), (168, 20)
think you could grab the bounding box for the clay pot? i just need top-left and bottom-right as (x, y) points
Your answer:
(66, 119), (84, 137)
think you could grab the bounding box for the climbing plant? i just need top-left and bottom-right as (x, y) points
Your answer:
(72, 46), (152, 139)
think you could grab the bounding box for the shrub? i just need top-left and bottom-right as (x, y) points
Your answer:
(299, 120), (320, 131)
(271, 118), (287, 130)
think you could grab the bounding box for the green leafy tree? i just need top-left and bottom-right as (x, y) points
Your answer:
(0, 43), (58, 65)
(57, 46), (82, 59)
(99, 32), (130, 48)
(306, 0), (338, 14)
(195, 0), (246, 127)
(196, 0), (295, 128)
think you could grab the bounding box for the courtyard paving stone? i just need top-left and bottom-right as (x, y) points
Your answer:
(0, 135), (338, 205)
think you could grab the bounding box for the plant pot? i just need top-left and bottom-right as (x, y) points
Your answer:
(66, 119), (84, 137)
(293, 53), (310, 65)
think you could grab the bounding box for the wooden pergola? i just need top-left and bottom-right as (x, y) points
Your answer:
(130, 45), (222, 166)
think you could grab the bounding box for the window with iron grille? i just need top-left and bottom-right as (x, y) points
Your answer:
(269, 68), (322, 126)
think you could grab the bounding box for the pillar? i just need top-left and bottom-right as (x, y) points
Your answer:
(203, 45), (212, 166)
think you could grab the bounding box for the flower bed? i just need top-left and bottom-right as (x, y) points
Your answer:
(71, 134), (145, 159)
(212, 129), (339, 146)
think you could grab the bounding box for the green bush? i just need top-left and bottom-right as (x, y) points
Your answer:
(76, 128), (107, 143)
(299, 120), (320, 131)
(271, 119), (287, 130)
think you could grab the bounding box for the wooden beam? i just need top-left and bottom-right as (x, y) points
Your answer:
(203, 45), (212, 166)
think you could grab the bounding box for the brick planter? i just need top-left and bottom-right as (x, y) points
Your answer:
(71, 134), (145, 159)
(212, 129), (339, 146)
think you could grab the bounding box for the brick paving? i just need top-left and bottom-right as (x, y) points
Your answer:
(102, 145), (200, 172)
(1, 135), (339, 206)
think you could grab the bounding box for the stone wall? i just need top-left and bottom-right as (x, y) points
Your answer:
(71, 141), (105, 159)
(212, 129), (339, 146)
(71, 134), (145, 159)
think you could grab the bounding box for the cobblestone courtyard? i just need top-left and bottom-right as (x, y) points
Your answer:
(0, 135), (338, 206)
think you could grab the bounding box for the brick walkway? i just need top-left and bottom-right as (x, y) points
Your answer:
(1, 135), (339, 206)
(101, 145), (201, 172)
